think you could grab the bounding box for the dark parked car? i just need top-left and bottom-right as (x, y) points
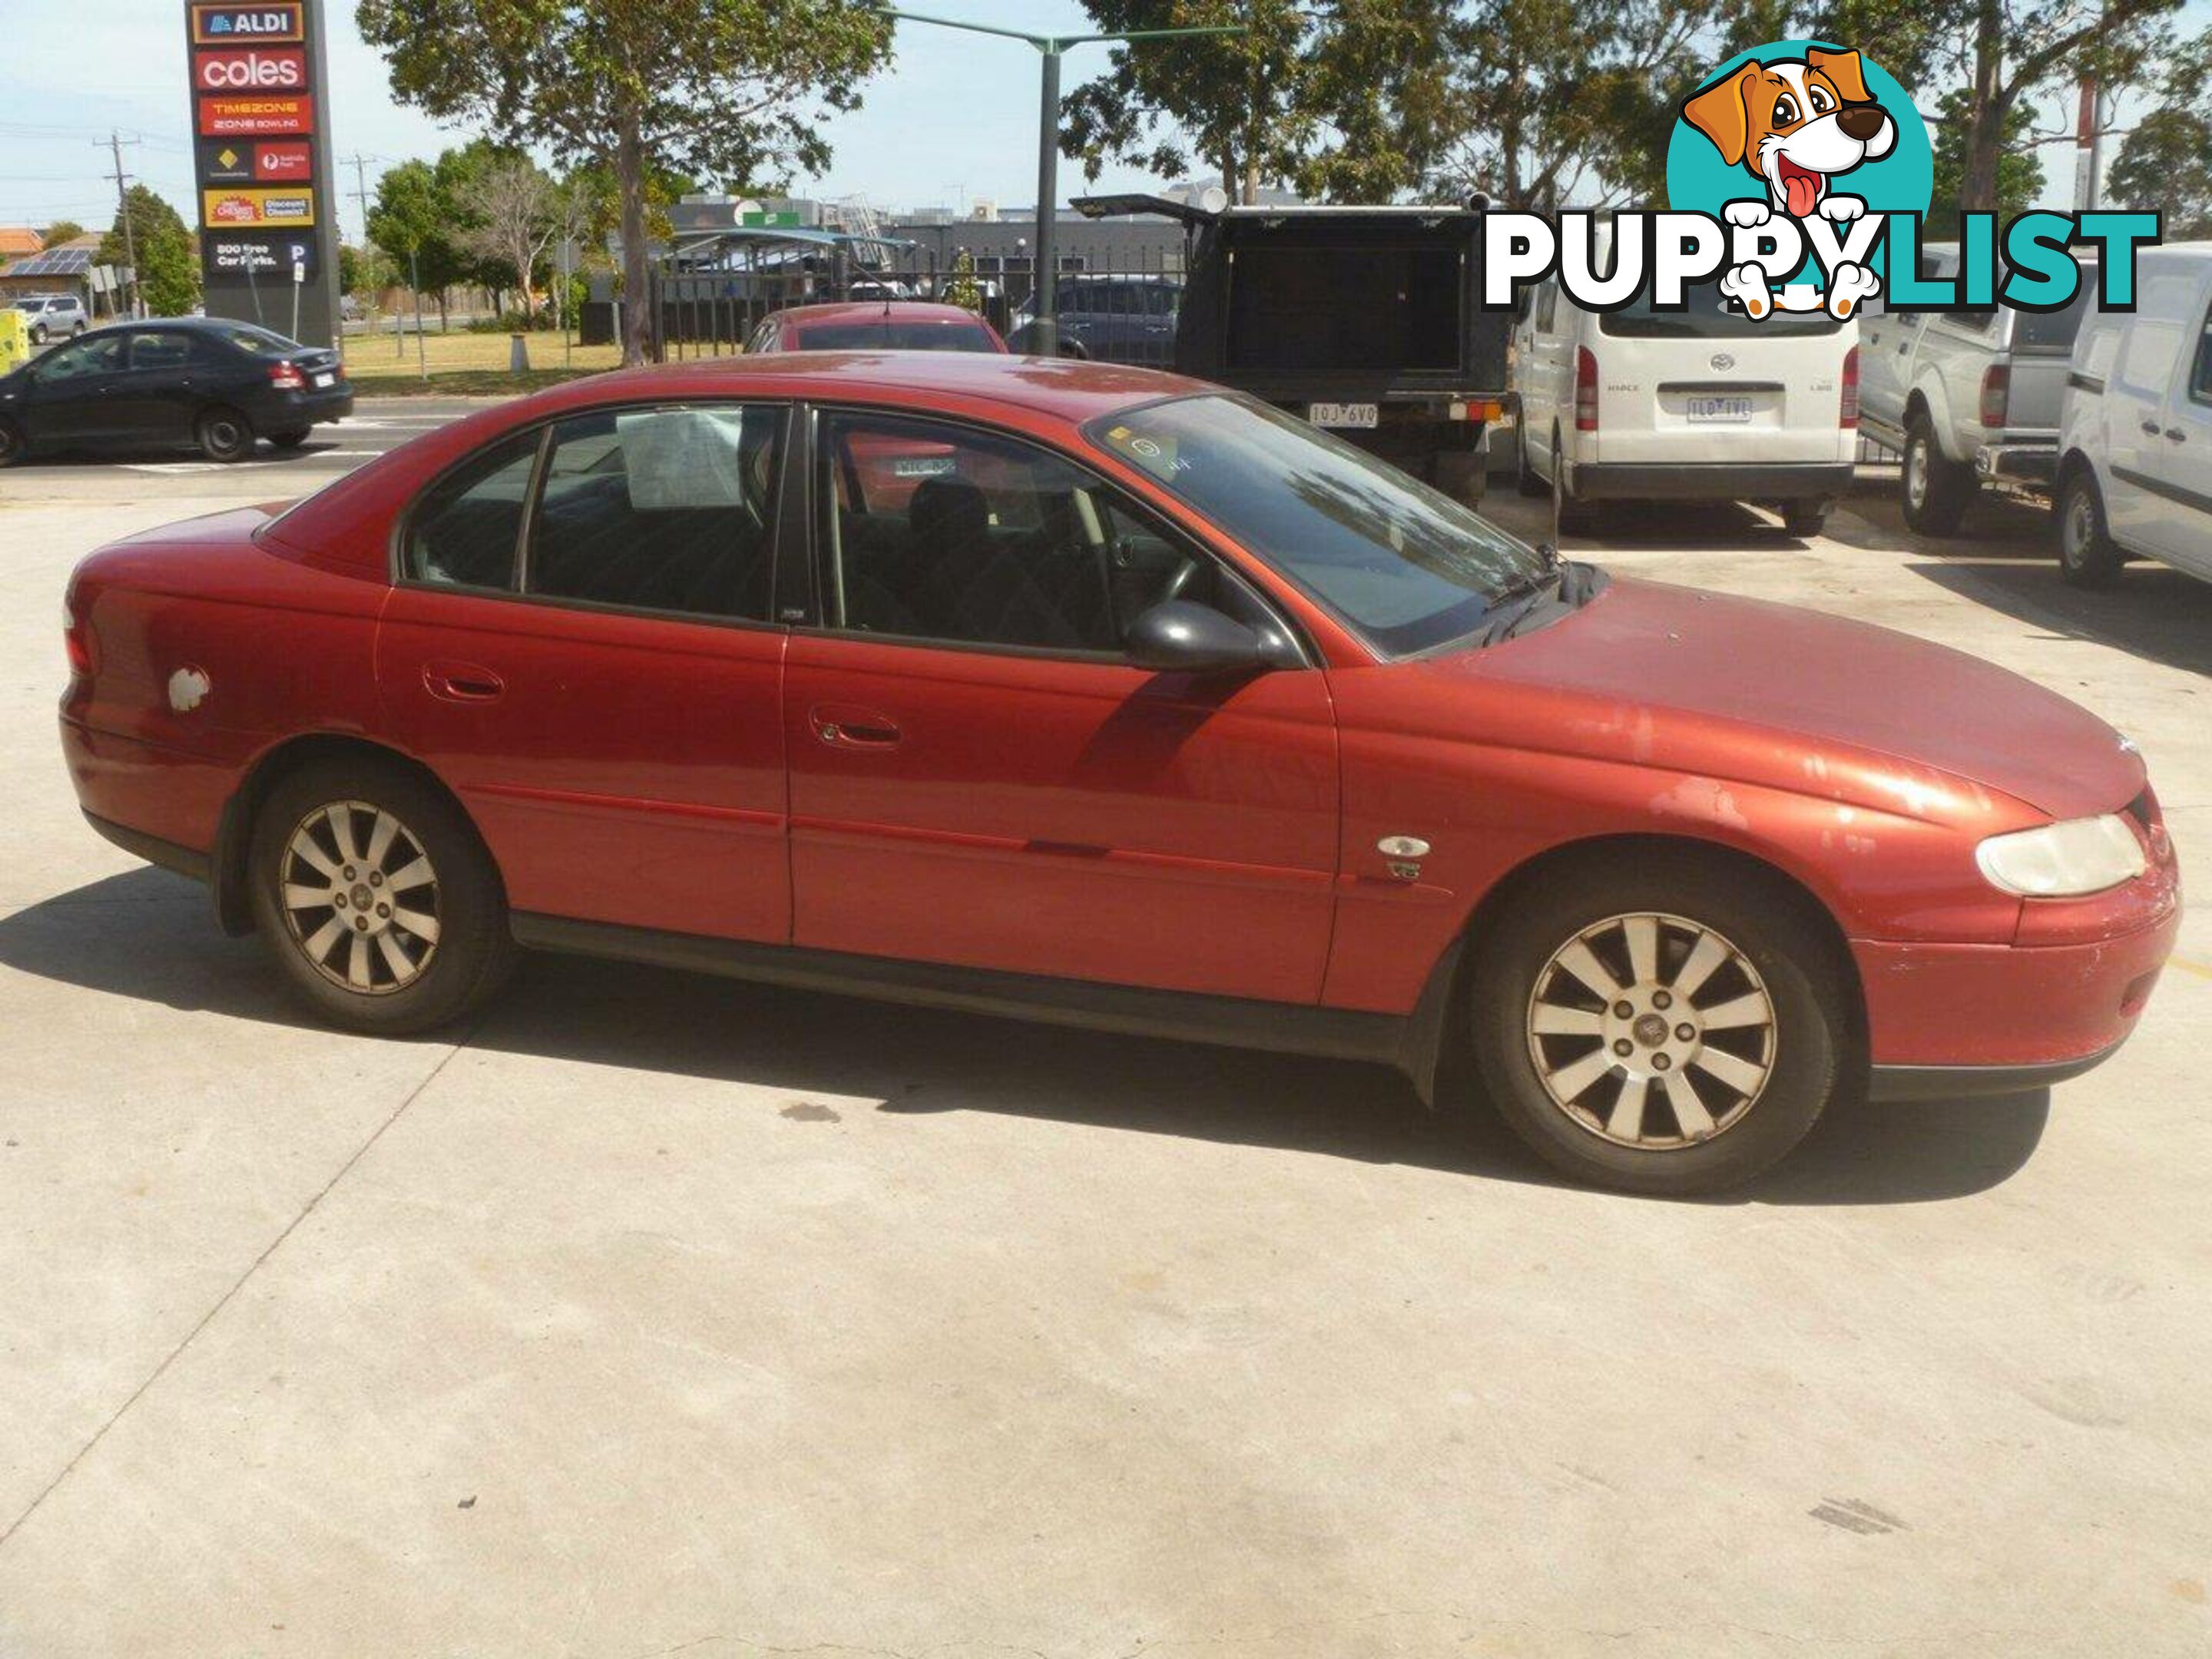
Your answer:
(0, 317), (353, 465)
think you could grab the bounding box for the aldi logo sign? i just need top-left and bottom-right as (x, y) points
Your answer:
(190, 5), (304, 45)
(203, 186), (315, 228)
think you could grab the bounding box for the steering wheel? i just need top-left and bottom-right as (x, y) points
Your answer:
(1159, 555), (1200, 605)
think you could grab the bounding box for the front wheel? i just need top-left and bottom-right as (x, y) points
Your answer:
(28, 323), (47, 346)
(0, 417), (24, 468)
(195, 406), (254, 462)
(247, 758), (517, 1034)
(2057, 469), (2124, 588)
(1468, 854), (1846, 1195)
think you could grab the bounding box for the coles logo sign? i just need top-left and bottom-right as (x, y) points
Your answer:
(195, 48), (306, 91)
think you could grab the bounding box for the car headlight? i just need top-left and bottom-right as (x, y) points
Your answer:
(1975, 814), (2147, 897)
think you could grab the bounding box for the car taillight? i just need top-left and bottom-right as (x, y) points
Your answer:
(1979, 362), (2009, 429)
(1839, 345), (1860, 429)
(1575, 346), (1599, 432)
(64, 598), (93, 677)
(270, 361), (306, 390)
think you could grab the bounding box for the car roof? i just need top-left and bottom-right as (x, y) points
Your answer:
(556, 350), (1212, 422)
(768, 301), (991, 328)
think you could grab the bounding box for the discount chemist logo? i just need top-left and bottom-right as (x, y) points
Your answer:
(1474, 38), (2159, 322)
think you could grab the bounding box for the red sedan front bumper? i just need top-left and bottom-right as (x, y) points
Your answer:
(1856, 827), (2181, 1098)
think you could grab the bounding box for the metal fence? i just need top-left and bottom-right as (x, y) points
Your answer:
(639, 237), (1190, 367)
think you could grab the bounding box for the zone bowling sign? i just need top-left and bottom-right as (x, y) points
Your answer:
(186, 0), (338, 348)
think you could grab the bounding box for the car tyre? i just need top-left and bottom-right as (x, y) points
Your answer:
(69, 322), (84, 337)
(268, 429), (311, 449)
(2057, 468), (2124, 589)
(1551, 423), (1597, 535)
(1468, 851), (1846, 1196)
(196, 406), (255, 463)
(29, 323), (47, 346)
(0, 417), (24, 469)
(1514, 420), (1548, 497)
(248, 757), (518, 1035)
(1901, 413), (1974, 535)
(1780, 499), (1829, 537)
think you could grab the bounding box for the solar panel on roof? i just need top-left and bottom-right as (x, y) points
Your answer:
(2, 246), (94, 278)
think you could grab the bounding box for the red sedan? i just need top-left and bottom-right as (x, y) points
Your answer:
(58, 353), (2180, 1194)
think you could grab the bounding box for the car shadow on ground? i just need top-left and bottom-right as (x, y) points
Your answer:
(1905, 558), (2212, 680)
(1479, 490), (1819, 555)
(1, 866), (2052, 1207)
(5, 443), (341, 470)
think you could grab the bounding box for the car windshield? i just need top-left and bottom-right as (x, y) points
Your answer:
(793, 321), (1000, 352)
(1600, 277), (1845, 337)
(1085, 394), (1550, 656)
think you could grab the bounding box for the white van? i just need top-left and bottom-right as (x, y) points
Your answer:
(1512, 272), (1859, 535)
(2055, 242), (2212, 588)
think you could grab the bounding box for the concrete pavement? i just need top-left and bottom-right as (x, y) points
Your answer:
(1, 457), (2208, 1657)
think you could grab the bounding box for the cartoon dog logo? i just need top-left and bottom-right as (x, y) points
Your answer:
(1679, 45), (1897, 319)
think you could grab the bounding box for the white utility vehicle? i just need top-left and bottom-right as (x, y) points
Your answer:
(1858, 244), (2098, 534)
(2055, 242), (2212, 588)
(1513, 270), (1859, 536)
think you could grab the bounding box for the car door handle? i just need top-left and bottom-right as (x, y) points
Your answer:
(422, 661), (505, 702)
(810, 704), (902, 749)
(2164, 428), (2186, 442)
(2142, 421), (2163, 435)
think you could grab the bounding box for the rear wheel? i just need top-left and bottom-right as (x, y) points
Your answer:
(1515, 420), (1548, 496)
(2057, 469), (2124, 588)
(1468, 853), (1846, 1195)
(247, 758), (516, 1034)
(1901, 413), (1974, 535)
(196, 406), (254, 462)
(267, 429), (311, 449)
(1551, 424), (1597, 534)
(69, 322), (84, 337)
(1780, 499), (1830, 537)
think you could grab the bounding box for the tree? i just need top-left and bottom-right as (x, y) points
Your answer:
(1734, 0), (2184, 212)
(1929, 88), (2045, 232)
(364, 158), (472, 327)
(97, 185), (197, 318)
(457, 152), (561, 315)
(38, 218), (84, 248)
(1415, 0), (1727, 209)
(356, 0), (892, 366)
(1062, 1), (1316, 204)
(2110, 107), (2212, 233)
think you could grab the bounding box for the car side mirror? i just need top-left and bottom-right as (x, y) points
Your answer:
(1125, 600), (1285, 674)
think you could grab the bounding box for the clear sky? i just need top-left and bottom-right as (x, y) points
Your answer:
(1, 0), (2204, 244)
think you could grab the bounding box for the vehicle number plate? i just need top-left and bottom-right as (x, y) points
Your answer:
(1687, 396), (1751, 422)
(892, 455), (956, 478)
(1310, 402), (1379, 429)
(312, 372), (335, 388)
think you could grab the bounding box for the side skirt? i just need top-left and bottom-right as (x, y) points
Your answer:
(511, 912), (1420, 1083)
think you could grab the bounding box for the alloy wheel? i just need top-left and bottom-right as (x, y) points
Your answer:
(1525, 911), (1777, 1150)
(277, 800), (442, 994)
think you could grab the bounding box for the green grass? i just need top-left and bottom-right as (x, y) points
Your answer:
(340, 329), (626, 390)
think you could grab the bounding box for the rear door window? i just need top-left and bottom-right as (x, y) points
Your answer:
(526, 404), (785, 620)
(1599, 278), (1843, 337)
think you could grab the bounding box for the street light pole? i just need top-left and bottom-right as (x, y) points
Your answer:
(869, 5), (1244, 356)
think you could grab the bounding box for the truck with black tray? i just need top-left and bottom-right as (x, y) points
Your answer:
(1071, 194), (1512, 502)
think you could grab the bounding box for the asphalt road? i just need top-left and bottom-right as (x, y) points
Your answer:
(2, 419), (2209, 1657)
